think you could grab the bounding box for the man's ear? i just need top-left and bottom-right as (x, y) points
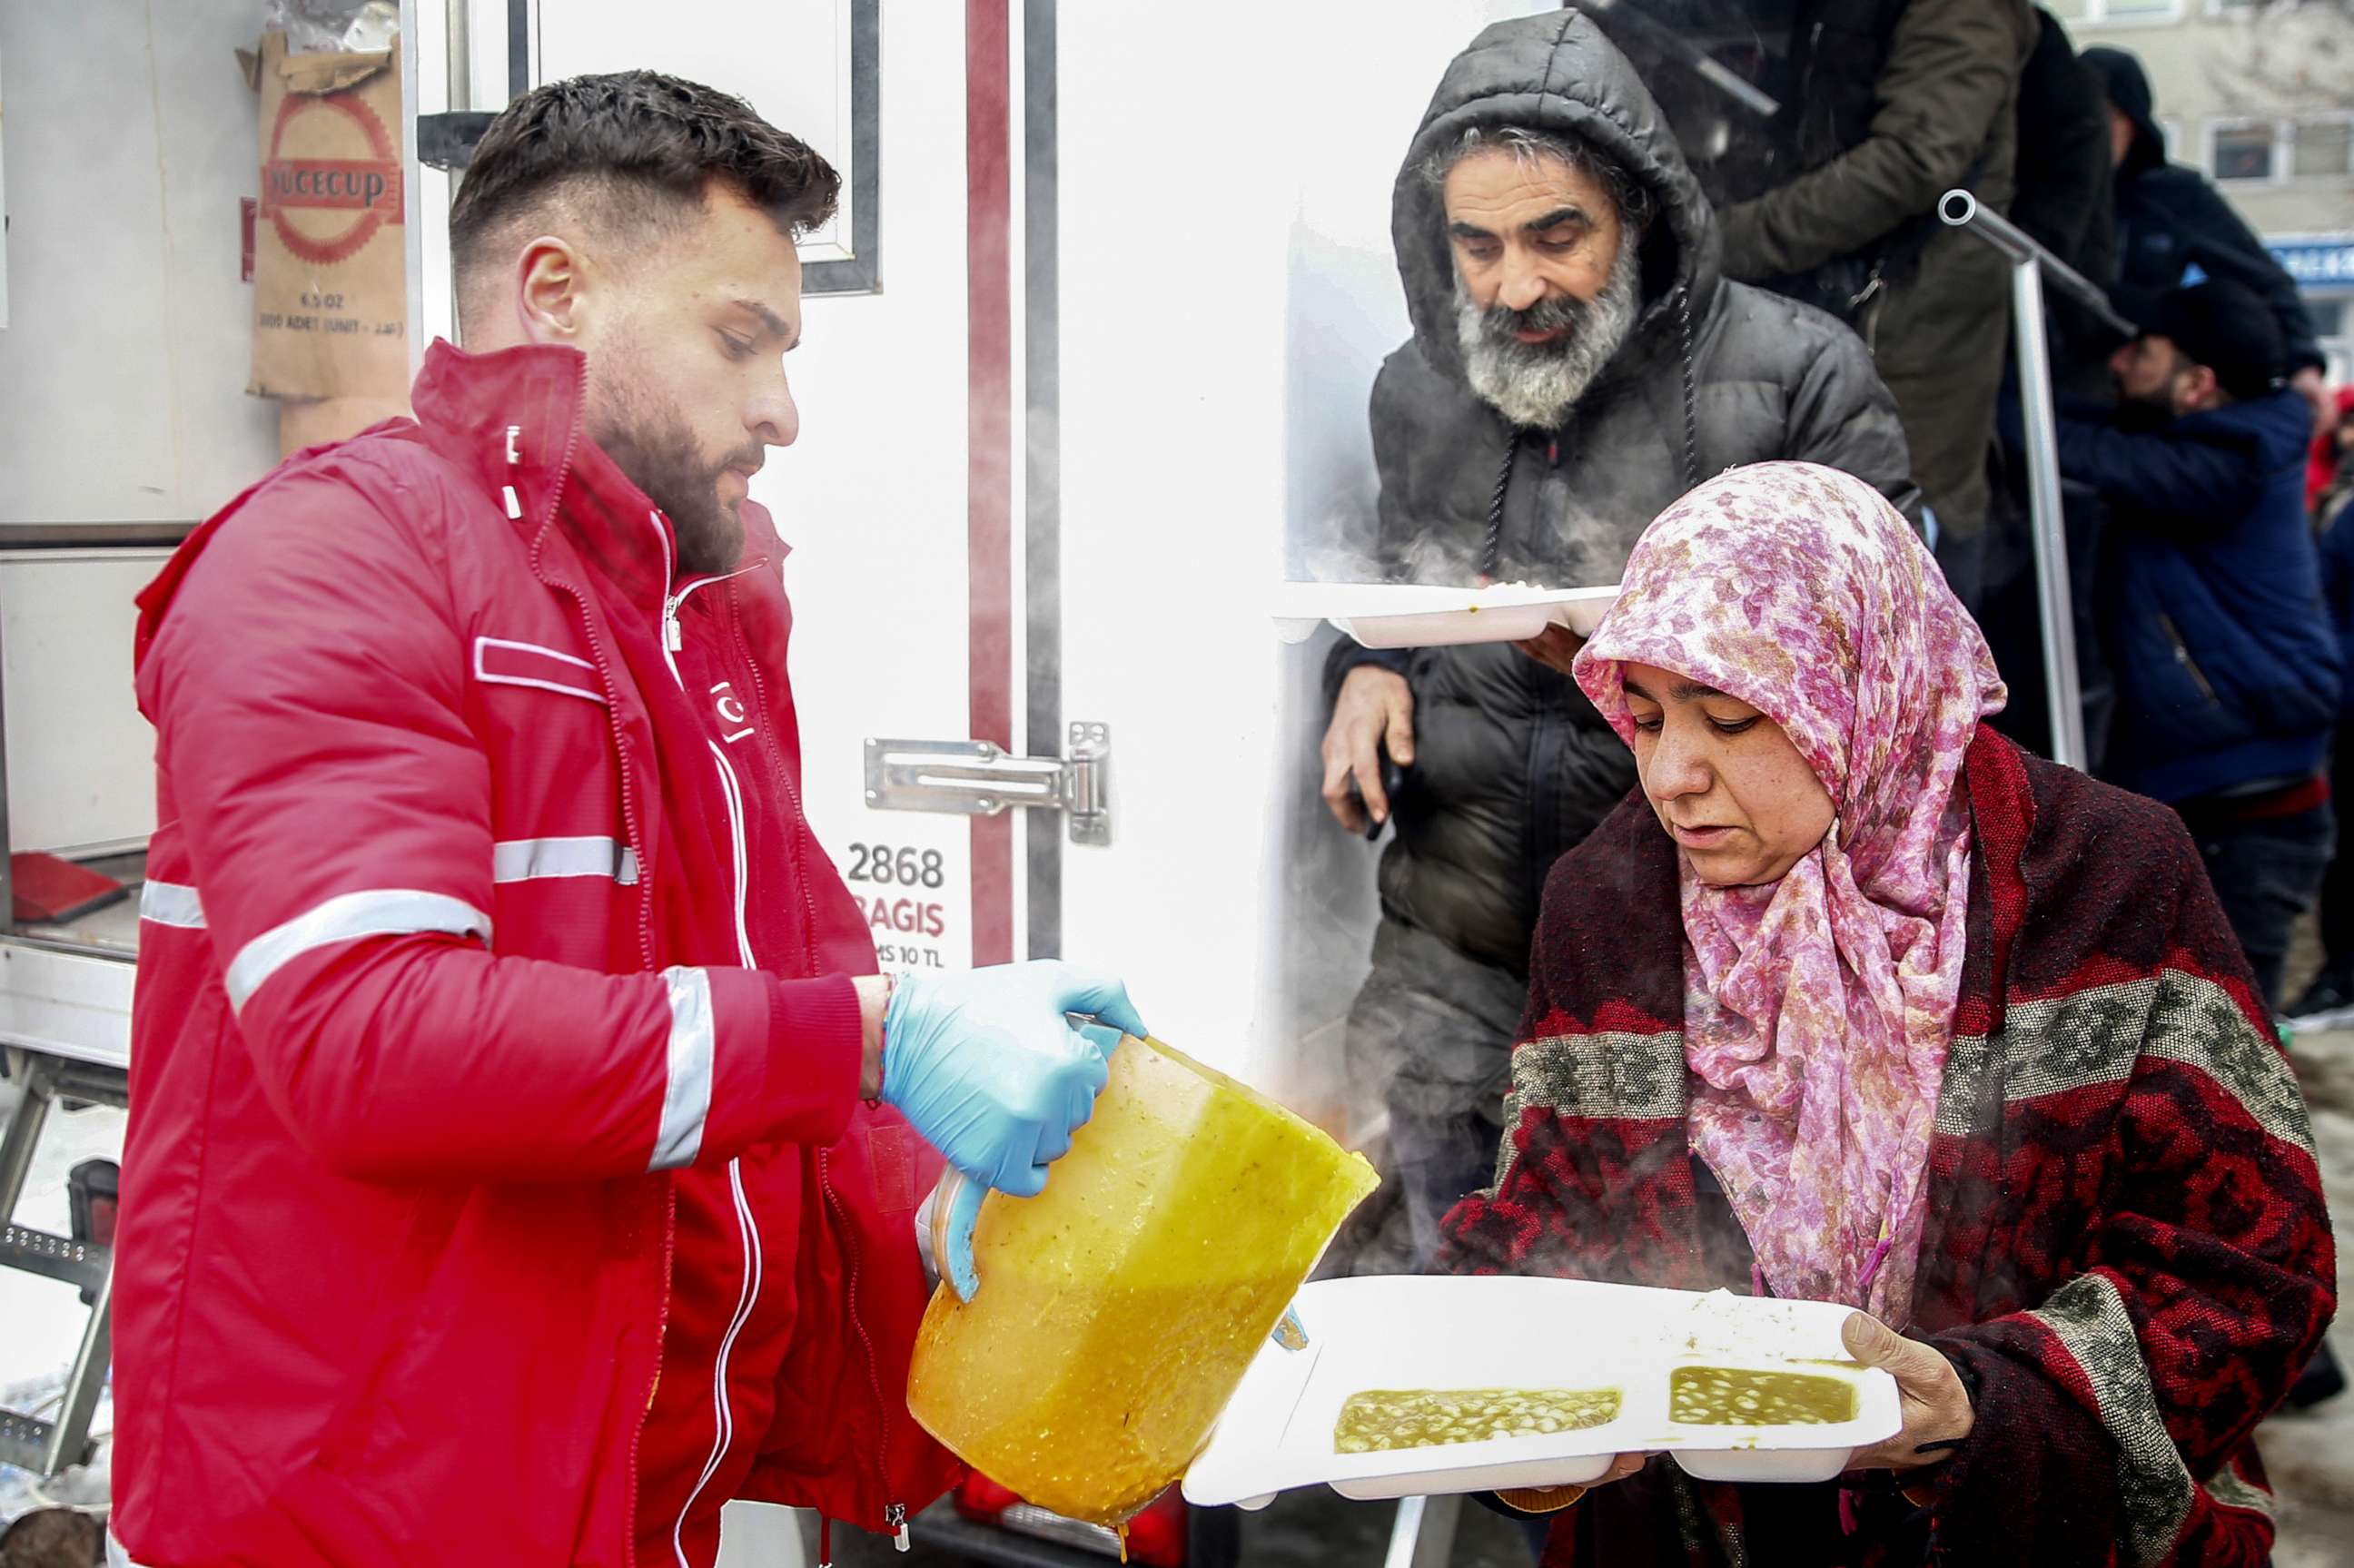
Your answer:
(2178, 362), (2223, 414)
(514, 235), (588, 344)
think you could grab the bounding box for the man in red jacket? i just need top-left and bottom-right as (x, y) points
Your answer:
(111, 72), (1142, 1568)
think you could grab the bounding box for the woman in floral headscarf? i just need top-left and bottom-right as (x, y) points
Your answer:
(1442, 462), (2334, 1568)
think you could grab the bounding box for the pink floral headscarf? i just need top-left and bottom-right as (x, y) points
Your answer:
(1572, 463), (2004, 1325)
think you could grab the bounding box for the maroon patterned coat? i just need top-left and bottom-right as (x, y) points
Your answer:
(1440, 729), (2335, 1566)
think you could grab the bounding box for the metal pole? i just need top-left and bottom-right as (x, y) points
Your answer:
(0, 1048), (54, 1223)
(1938, 191), (2137, 341)
(1384, 1494), (1463, 1568)
(2008, 260), (2089, 771)
(1941, 190), (2102, 772)
(447, 0), (471, 112)
(38, 1259), (109, 1475)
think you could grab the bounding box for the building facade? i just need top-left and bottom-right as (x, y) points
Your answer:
(2053, 0), (2354, 380)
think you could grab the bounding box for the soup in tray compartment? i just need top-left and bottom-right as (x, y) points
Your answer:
(1334, 1387), (1623, 1454)
(1667, 1366), (1858, 1426)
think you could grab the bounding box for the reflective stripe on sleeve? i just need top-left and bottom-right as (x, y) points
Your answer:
(224, 889), (493, 1012)
(491, 835), (641, 886)
(650, 966), (717, 1172)
(138, 879), (207, 929)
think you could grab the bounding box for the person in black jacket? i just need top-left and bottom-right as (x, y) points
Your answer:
(1317, 12), (1914, 1272)
(2082, 44), (2331, 437)
(2008, 8), (2119, 396)
(1977, 11), (2122, 768)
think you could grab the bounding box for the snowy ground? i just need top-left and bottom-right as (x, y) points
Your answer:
(2253, 1016), (2354, 1568)
(8, 1029), (2354, 1564)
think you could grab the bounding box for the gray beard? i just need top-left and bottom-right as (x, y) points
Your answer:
(1457, 239), (1644, 431)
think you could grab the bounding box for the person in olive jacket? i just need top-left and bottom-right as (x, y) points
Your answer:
(1710, 0), (2039, 611)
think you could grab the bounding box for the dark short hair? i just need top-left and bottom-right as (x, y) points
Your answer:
(449, 70), (839, 311)
(1420, 123), (1657, 237)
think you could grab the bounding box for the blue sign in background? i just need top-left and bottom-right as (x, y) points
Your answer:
(2271, 237), (2354, 288)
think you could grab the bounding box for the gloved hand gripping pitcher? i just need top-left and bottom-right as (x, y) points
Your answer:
(864, 962), (1146, 1301)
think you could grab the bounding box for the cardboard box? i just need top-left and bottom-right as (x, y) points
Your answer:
(277, 394), (411, 459)
(247, 30), (409, 402)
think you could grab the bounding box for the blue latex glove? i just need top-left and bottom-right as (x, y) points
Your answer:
(884, 961), (1145, 1299)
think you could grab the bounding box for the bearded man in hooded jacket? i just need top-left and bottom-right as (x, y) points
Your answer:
(1319, 10), (1917, 1272)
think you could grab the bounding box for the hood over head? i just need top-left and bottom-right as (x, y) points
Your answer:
(1393, 8), (1720, 390)
(2082, 45), (2165, 179)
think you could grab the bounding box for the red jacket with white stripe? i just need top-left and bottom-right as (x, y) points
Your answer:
(114, 340), (959, 1568)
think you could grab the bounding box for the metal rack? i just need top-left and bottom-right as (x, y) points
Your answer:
(0, 542), (154, 1479)
(0, 1044), (125, 1476)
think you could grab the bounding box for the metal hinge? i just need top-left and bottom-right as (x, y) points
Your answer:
(864, 723), (1111, 846)
(415, 111), (498, 172)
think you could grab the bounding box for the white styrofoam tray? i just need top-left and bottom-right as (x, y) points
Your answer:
(1182, 1276), (1900, 1510)
(1271, 582), (1622, 649)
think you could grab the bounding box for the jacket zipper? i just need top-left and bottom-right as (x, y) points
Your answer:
(670, 1159), (764, 1568)
(649, 515), (775, 1563)
(663, 563), (761, 652)
(1522, 438), (1568, 922)
(821, 1149), (909, 1546)
(668, 554), (906, 1546)
(2156, 612), (2221, 705)
(728, 590), (898, 1536)
(658, 555), (767, 962)
(727, 595), (823, 974)
(515, 362), (674, 1565)
(523, 380), (658, 975)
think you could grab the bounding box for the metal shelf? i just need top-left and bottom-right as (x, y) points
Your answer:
(0, 1044), (124, 1478)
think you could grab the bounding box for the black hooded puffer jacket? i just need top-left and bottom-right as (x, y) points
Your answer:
(1328, 10), (1916, 976)
(2082, 44), (2324, 377)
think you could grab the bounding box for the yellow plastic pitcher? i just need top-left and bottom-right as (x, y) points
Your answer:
(905, 1035), (1379, 1525)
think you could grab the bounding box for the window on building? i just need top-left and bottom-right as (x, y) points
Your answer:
(2294, 120), (2353, 180)
(2047, 0), (2184, 19)
(2308, 298), (2347, 340)
(2212, 122), (2278, 182)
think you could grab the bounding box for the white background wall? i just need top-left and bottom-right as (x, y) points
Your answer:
(750, 5), (981, 975)
(536, 0), (859, 265)
(0, 0), (282, 853)
(0, 0), (282, 527)
(0, 553), (164, 855)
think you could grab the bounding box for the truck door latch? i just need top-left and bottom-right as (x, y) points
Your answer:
(864, 723), (1111, 846)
